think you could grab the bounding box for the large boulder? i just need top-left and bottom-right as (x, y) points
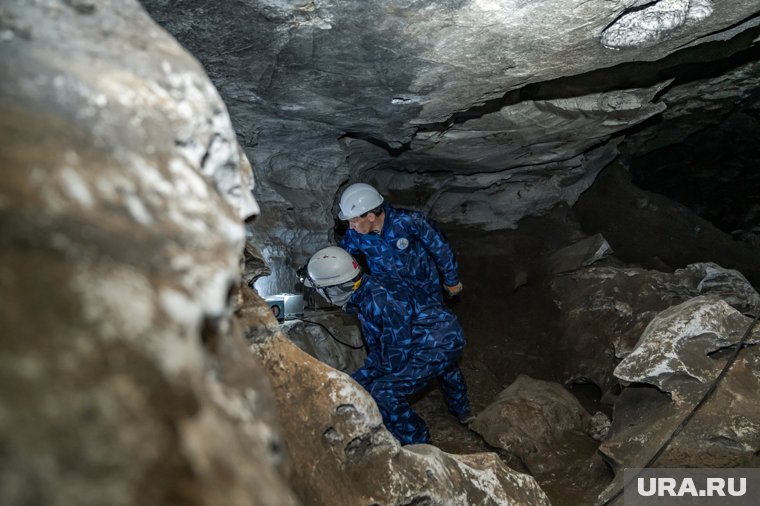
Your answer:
(614, 296), (760, 395)
(470, 375), (594, 475)
(597, 297), (760, 504)
(550, 262), (760, 395)
(0, 1), (296, 505)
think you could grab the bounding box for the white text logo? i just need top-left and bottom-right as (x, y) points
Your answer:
(637, 478), (746, 497)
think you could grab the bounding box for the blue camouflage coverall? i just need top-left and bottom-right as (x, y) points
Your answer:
(341, 203), (459, 302)
(348, 274), (471, 445)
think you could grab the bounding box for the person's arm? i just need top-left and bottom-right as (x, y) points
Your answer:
(351, 290), (412, 386)
(410, 213), (462, 292)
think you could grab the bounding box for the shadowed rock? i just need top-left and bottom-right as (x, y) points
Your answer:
(470, 375), (593, 475)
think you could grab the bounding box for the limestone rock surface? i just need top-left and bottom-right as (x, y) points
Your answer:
(139, 0), (760, 291)
(614, 296), (760, 395)
(550, 262), (760, 395)
(0, 1), (297, 505)
(597, 297), (760, 503)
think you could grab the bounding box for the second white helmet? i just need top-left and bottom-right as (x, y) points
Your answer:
(338, 183), (384, 220)
(306, 246), (361, 287)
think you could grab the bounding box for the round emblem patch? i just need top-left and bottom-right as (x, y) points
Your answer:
(396, 238), (409, 250)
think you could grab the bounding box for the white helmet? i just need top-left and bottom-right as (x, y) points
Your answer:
(306, 246), (361, 287)
(338, 183), (384, 220)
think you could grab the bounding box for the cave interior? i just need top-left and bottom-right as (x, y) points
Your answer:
(3, 0), (760, 505)
(140, 1), (760, 503)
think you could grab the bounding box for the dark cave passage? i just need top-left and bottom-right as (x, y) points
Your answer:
(630, 108), (760, 244)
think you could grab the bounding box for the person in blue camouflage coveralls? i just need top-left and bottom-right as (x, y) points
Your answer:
(305, 246), (473, 446)
(348, 273), (472, 444)
(337, 183), (463, 302)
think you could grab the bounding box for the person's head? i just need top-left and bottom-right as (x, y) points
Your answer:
(338, 183), (385, 234)
(303, 246), (362, 308)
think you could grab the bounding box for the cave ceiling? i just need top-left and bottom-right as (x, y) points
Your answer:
(141, 0), (760, 282)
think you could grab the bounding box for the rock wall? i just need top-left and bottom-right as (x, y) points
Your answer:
(551, 261), (760, 395)
(598, 297), (760, 504)
(0, 1), (294, 505)
(574, 163), (760, 287)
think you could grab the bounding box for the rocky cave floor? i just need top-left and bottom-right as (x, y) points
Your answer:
(397, 171), (759, 506)
(284, 168), (760, 506)
(411, 226), (612, 506)
(412, 278), (611, 506)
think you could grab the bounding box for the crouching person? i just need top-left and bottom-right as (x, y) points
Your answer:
(303, 246), (473, 445)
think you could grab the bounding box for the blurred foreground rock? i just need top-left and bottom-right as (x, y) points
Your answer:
(0, 1), (292, 505)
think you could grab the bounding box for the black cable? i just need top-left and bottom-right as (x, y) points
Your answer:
(285, 316), (366, 350)
(597, 310), (760, 506)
